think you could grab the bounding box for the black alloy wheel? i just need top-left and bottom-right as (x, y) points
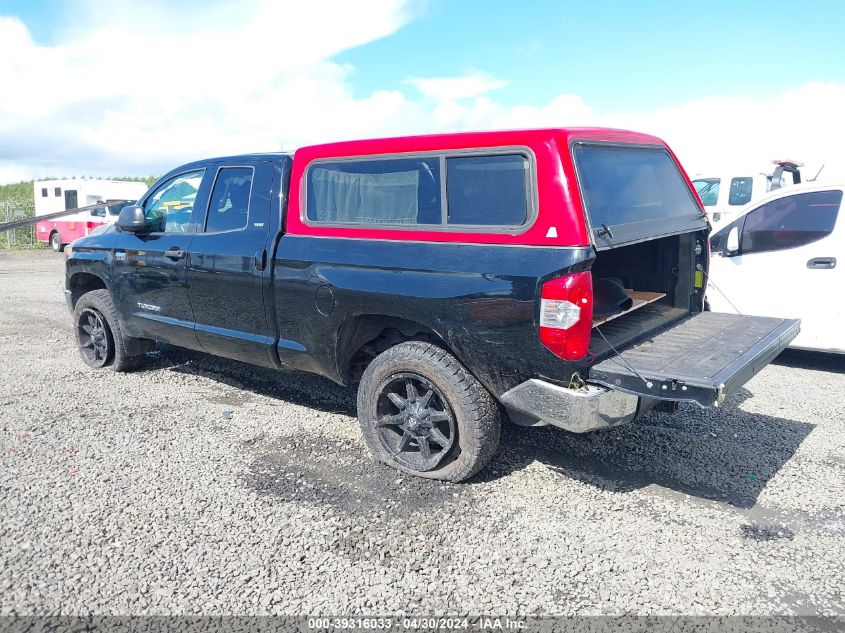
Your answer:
(374, 372), (457, 472)
(77, 308), (112, 368)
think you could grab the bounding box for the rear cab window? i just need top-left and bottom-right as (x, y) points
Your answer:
(728, 177), (753, 206)
(572, 143), (706, 248)
(205, 167), (254, 232)
(304, 150), (533, 231)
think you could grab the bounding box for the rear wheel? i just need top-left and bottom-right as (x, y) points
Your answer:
(73, 290), (145, 372)
(357, 341), (500, 482)
(50, 231), (63, 252)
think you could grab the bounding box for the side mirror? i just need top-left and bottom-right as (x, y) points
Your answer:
(725, 226), (740, 255)
(115, 205), (148, 233)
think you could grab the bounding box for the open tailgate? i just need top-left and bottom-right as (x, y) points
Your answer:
(588, 312), (800, 407)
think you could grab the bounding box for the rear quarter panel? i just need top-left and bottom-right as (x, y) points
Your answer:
(271, 236), (593, 395)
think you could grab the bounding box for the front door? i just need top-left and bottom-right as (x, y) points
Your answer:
(112, 169), (209, 349)
(709, 188), (843, 353)
(186, 161), (276, 365)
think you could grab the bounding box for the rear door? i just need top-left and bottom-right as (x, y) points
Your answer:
(112, 169), (209, 348)
(186, 161), (277, 366)
(709, 188), (843, 353)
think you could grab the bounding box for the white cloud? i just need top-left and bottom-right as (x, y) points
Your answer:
(1, 2), (844, 186)
(605, 82), (845, 180)
(405, 72), (509, 101)
(0, 0), (421, 180)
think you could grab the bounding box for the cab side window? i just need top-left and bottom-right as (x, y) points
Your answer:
(144, 170), (204, 233)
(741, 190), (842, 255)
(205, 167), (254, 232)
(728, 177), (753, 206)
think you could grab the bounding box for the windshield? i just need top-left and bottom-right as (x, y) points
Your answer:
(693, 178), (720, 206)
(573, 144), (706, 247)
(107, 201), (133, 216)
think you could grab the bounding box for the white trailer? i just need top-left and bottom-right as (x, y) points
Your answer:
(34, 178), (149, 251)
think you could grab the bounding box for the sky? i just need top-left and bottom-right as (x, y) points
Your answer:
(1, 0), (845, 184)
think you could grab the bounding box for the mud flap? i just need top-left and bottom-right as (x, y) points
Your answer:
(588, 312), (800, 408)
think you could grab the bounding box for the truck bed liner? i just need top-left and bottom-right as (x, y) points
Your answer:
(590, 303), (689, 359)
(588, 312), (800, 407)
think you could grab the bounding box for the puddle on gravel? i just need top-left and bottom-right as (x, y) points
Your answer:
(242, 435), (468, 517)
(207, 391), (255, 407)
(643, 483), (845, 545)
(240, 435), (490, 570)
(740, 522), (795, 542)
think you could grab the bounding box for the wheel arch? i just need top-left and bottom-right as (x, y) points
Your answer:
(337, 314), (455, 384)
(68, 272), (108, 310)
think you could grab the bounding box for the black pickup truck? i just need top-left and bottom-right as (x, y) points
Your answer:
(65, 128), (799, 481)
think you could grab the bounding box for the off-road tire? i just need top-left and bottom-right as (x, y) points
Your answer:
(73, 289), (146, 372)
(357, 341), (501, 482)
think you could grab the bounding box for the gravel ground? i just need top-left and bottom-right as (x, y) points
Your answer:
(1, 249), (844, 617)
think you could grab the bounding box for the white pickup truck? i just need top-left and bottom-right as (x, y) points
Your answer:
(693, 160), (804, 227)
(708, 182), (843, 354)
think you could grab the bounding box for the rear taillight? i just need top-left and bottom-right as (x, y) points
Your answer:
(539, 271), (593, 361)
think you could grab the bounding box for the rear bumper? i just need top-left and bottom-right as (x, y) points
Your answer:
(500, 379), (647, 433)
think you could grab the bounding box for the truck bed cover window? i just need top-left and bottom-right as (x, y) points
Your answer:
(573, 143), (707, 248)
(307, 157), (441, 225)
(446, 154), (529, 226)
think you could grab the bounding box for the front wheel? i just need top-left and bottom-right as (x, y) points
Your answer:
(357, 341), (501, 482)
(50, 231), (63, 252)
(73, 289), (145, 372)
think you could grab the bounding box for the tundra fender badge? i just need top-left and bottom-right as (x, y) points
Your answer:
(137, 302), (161, 313)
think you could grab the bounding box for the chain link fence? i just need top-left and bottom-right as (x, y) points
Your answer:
(0, 200), (39, 250)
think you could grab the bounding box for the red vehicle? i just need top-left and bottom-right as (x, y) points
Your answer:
(65, 128), (799, 481)
(34, 178), (148, 251)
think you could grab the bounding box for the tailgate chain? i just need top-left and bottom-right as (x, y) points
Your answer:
(594, 326), (654, 389)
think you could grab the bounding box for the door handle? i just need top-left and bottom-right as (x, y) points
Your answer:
(165, 248), (186, 260)
(807, 257), (836, 269)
